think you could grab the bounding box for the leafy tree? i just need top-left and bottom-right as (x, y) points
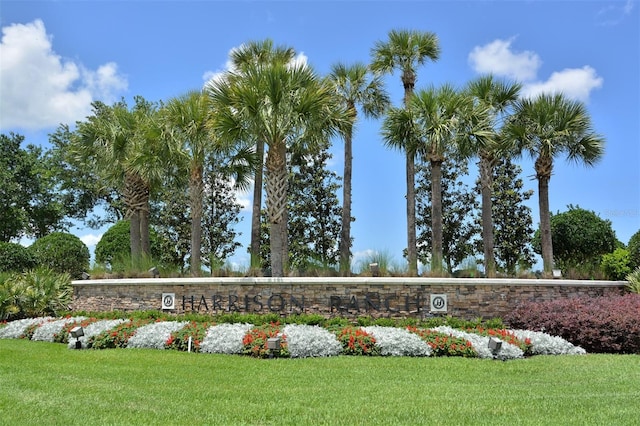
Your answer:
(371, 29), (441, 276)
(0, 133), (67, 242)
(0, 242), (36, 273)
(504, 94), (605, 273)
(463, 75), (521, 277)
(483, 157), (535, 276)
(287, 144), (343, 272)
(201, 167), (244, 272)
(532, 205), (617, 274)
(627, 230), (640, 270)
(328, 62), (390, 275)
(416, 153), (480, 274)
(208, 41), (348, 277)
(28, 232), (90, 279)
(48, 124), (123, 229)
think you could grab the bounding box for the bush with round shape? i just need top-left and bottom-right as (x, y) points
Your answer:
(601, 248), (631, 281)
(28, 232), (89, 279)
(94, 220), (168, 270)
(0, 242), (36, 273)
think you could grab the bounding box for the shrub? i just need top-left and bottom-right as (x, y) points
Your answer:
(0, 268), (71, 319)
(628, 230), (640, 269)
(601, 248), (631, 281)
(505, 294), (640, 354)
(0, 242), (36, 273)
(333, 326), (381, 356)
(94, 220), (174, 271)
(28, 232), (89, 279)
(626, 267), (640, 294)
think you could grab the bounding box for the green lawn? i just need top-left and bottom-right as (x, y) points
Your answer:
(0, 339), (638, 425)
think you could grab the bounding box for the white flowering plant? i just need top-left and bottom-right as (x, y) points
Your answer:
(1, 315), (591, 360)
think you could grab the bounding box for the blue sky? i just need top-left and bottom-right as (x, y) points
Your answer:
(1, 0), (639, 271)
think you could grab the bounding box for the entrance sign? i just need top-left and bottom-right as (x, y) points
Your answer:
(161, 293), (175, 310)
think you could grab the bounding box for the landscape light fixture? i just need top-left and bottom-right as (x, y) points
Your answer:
(149, 267), (160, 278)
(369, 263), (379, 277)
(267, 337), (281, 358)
(488, 337), (502, 353)
(81, 272), (90, 280)
(70, 326), (84, 349)
(552, 269), (562, 279)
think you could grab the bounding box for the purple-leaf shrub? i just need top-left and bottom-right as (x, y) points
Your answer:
(505, 294), (640, 354)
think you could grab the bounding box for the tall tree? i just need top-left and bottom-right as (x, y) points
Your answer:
(287, 143), (343, 272)
(416, 152), (480, 274)
(208, 43), (348, 277)
(224, 40), (297, 270)
(73, 97), (166, 262)
(504, 93), (605, 273)
(463, 75), (521, 277)
(0, 133), (66, 241)
(383, 84), (489, 274)
(163, 91), (219, 275)
(371, 29), (440, 276)
(328, 62), (390, 275)
(483, 157), (535, 276)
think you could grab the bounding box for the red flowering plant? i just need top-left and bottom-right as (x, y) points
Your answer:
(469, 326), (532, 354)
(334, 326), (381, 356)
(53, 317), (100, 343)
(407, 326), (477, 357)
(166, 321), (213, 352)
(20, 321), (47, 340)
(89, 319), (153, 349)
(242, 322), (289, 358)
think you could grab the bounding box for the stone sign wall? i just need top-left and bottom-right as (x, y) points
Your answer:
(71, 277), (627, 320)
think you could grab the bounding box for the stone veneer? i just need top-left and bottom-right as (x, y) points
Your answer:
(71, 277), (627, 320)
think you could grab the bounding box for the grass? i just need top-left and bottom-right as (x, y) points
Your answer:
(1, 340), (639, 425)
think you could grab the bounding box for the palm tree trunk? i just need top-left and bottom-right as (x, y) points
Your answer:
(431, 159), (443, 274)
(403, 78), (418, 276)
(479, 153), (496, 277)
(537, 175), (554, 274)
(140, 203), (150, 259)
(250, 139), (265, 270)
(129, 209), (142, 264)
(265, 143), (288, 277)
(339, 125), (354, 276)
(190, 166), (204, 276)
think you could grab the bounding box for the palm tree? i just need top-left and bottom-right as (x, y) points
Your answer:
(223, 40), (297, 271)
(162, 90), (215, 276)
(463, 75), (521, 277)
(73, 97), (165, 264)
(383, 84), (490, 274)
(208, 49), (348, 277)
(371, 29), (440, 276)
(328, 62), (390, 275)
(503, 93), (605, 273)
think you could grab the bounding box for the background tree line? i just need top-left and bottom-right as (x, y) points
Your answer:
(3, 30), (635, 280)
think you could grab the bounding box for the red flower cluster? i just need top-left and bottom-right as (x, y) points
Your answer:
(242, 322), (289, 358)
(407, 326), (477, 357)
(335, 326), (380, 356)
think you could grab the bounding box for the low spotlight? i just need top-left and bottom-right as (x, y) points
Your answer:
(369, 263), (379, 277)
(70, 326), (84, 349)
(149, 267), (160, 278)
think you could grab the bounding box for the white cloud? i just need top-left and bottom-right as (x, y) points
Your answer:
(469, 38), (603, 103)
(0, 19), (127, 131)
(79, 233), (102, 249)
(596, 0), (635, 26)
(520, 66), (603, 103)
(468, 38), (542, 81)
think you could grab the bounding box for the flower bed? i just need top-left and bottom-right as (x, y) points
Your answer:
(0, 317), (588, 360)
